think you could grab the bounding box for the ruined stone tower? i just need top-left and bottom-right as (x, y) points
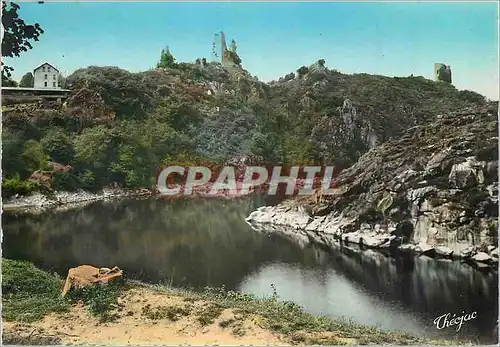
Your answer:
(434, 63), (452, 84)
(211, 31), (240, 67)
(211, 32), (222, 63)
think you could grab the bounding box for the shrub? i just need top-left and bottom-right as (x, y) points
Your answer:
(52, 172), (81, 191)
(2, 259), (69, 322)
(67, 279), (125, 322)
(458, 90), (486, 104)
(2, 176), (39, 197)
(20, 140), (50, 175)
(40, 128), (75, 164)
(297, 66), (309, 77)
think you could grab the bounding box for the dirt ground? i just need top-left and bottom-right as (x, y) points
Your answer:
(3, 287), (294, 346)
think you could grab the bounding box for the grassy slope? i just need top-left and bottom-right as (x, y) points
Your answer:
(2, 259), (468, 345)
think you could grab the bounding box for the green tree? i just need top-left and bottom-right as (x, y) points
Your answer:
(58, 74), (66, 88)
(157, 97), (203, 133)
(157, 46), (176, 69)
(74, 125), (118, 186)
(2, 75), (18, 86)
(109, 118), (190, 188)
(1, 1), (44, 78)
(40, 128), (75, 164)
(20, 140), (48, 175)
(19, 72), (34, 87)
(2, 129), (24, 177)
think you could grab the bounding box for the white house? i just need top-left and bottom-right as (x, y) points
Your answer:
(33, 62), (60, 89)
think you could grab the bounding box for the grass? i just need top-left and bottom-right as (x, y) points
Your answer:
(140, 300), (224, 326)
(2, 259), (472, 345)
(196, 302), (224, 326)
(2, 259), (70, 322)
(2, 259), (125, 323)
(141, 304), (192, 321)
(137, 284), (422, 345)
(139, 283), (474, 346)
(66, 279), (126, 323)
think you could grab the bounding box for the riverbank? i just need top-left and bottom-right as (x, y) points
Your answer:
(1, 182), (265, 214)
(2, 259), (466, 346)
(246, 204), (499, 270)
(1, 187), (152, 213)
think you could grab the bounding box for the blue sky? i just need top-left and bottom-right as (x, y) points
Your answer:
(5, 1), (499, 99)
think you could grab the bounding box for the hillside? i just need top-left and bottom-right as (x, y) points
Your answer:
(266, 62), (488, 166)
(1, 60), (491, 196)
(247, 101), (498, 263)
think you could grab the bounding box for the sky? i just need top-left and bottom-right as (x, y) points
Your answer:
(4, 1), (499, 100)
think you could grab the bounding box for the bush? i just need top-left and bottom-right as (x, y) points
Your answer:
(19, 72), (34, 87)
(66, 66), (156, 119)
(20, 140), (49, 175)
(297, 66), (309, 77)
(2, 259), (125, 324)
(2, 259), (69, 322)
(52, 172), (82, 191)
(76, 170), (98, 190)
(67, 279), (125, 322)
(458, 90), (486, 104)
(2, 176), (39, 197)
(40, 128), (75, 164)
(2, 130), (25, 178)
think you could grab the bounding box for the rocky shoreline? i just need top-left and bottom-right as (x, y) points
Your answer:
(244, 104), (499, 271)
(245, 205), (499, 270)
(1, 187), (152, 213)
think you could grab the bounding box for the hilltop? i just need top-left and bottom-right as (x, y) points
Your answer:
(2, 59), (490, 197)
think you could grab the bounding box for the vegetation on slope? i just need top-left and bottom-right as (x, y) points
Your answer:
(2, 259), (466, 345)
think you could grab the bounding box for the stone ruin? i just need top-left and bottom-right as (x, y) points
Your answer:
(212, 31), (241, 68)
(434, 63), (452, 84)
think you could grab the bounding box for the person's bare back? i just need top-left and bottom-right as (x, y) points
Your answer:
(61, 265), (123, 297)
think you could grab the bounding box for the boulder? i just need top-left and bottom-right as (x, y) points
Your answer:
(460, 246), (476, 258)
(399, 244), (415, 252)
(472, 251), (492, 263)
(415, 243), (435, 256)
(343, 231), (361, 244)
(435, 246), (454, 257)
(448, 160), (478, 189)
(360, 223), (372, 232)
(360, 235), (387, 248)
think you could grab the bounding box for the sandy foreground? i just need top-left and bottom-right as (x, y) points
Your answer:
(3, 287), (353, 346)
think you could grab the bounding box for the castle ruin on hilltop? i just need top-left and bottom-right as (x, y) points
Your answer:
(211, 31), (241, 68)
(434, 63), (452, 84)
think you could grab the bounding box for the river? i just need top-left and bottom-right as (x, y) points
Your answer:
(2, 196), (498, 343)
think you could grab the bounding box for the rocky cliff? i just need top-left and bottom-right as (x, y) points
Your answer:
(247, 102), (499, 268)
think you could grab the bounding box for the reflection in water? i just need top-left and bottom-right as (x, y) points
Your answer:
(2, 196), (316, 289)
(2, 196), (497, 343)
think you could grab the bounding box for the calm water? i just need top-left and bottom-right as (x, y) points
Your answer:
(2, 196), (498, 343)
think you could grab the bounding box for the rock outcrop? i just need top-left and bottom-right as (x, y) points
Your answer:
(247, 102), (499, 268)
(28, 161), (72, 187)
